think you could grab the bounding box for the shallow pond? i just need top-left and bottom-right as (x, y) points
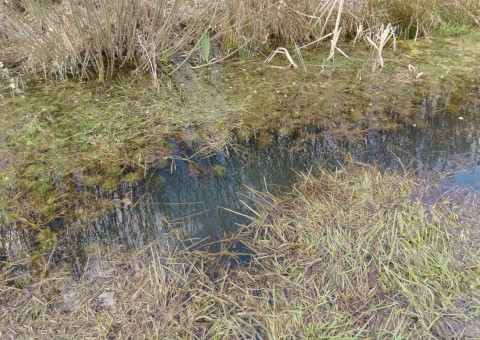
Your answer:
(66, 83), (480, 260)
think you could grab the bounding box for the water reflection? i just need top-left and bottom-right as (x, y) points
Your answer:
(75, 84), (480, 251)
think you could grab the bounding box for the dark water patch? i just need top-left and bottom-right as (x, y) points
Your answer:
(61, 99), (480, 259)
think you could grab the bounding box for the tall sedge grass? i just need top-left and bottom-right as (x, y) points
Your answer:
(362, 0), (479, 38)
(221, 0), (350, 54)
(1, 0), (217, 82)
(1, 0), (478, 80)
(221, 0), (479, 53)
(1, 163), (479, 338)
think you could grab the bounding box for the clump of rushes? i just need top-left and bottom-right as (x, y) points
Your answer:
(1, 162), (479, 338)
(220, 0), (479, 54)
(1, 0), (218, 82)
(1, 0), (478, 80)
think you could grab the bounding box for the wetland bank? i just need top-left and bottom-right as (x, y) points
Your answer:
(1, 0), (480, 338)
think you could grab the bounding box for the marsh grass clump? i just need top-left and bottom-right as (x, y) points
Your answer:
(1, 0), (216, 82)
(220, 0), (479, 55)
(238, 164), (480, 337)
(1, 0), (477, 80)
(363, 0), (479, 39)
(1, 163), (479, 338)
(222, 0), (317, 53)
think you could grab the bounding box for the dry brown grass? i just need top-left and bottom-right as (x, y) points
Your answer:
(221, 0), (479, 53)
(220, 0), (364, 54)
(1, 0), (217, 81)
(220, 0), (479, 52)
(1, 0), (478, 80)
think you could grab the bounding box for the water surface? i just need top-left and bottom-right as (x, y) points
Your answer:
(73, 84), (480, 253)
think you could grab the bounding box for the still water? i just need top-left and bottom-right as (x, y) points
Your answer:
(71, 85), (480, 253)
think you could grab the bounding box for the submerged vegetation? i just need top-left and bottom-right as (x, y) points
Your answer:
(1, 163), (479, 338)
(1, 30), (479, 237)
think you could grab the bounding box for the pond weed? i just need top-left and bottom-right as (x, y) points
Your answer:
(211, 165), (227, 177)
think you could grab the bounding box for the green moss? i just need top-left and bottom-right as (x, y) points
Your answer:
(41, 204), (57, 218)
(34, 182), (53, 199)
(123, 171), (143, 184)
(36, 229), (57, 251)
(156, 137), (168, 147)
(236, 127), (254, 142)
(132, 136), (148, 147)
(108, 167), (123, 179)
(255, 131), (273, 148)
(127, 117), (142, 126)
(83, 164), (96, 174)
(24, 164), (44, 178)
(101, 177), (119, 194)
(157, 158), (170, 169)
(1, 174), (14, 186)
(155, 176), (166, 186)
(84, 175), (102, 188)
(211, 165), (227, 177)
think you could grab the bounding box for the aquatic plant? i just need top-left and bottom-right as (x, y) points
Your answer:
(201, 34), (211, 63)
(211, 165), (227, 177)
(1, 27), (480, 235)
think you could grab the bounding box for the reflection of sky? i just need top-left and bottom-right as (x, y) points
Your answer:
(75, 86), (480, 251)
(444, 166), (480, 191)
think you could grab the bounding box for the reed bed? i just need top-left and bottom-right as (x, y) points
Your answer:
(2, 162), (479, 338)
(1, 0), (218, 82)
(1, 0), (478, 80)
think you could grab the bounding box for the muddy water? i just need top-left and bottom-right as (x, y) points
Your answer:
(69, 84), (480, 255)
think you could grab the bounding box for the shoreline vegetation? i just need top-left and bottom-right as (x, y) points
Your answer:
(1, 0), (479, 81)
(2, 163), (480, 338)
(1, 0), (480, 337)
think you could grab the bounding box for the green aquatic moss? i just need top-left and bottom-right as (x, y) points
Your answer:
(211, 165), (227, 177)
(84, 175), (103, 188)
